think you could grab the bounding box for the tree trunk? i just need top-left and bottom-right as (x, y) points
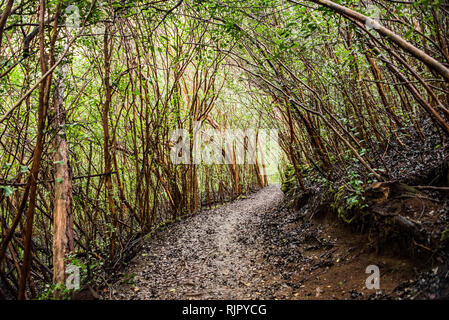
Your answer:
(51, 64), (74, 288)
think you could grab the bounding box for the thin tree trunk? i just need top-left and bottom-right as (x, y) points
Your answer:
(51, 63), (74, 288)
(18, 0), (51, 300)
(102, 22), (117, 258)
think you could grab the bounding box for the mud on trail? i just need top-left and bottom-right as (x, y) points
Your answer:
(104, 185), (428, 300)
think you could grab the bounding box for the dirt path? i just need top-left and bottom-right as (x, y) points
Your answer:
(107, 185), (284, 299)
(104, 185), (429, 300)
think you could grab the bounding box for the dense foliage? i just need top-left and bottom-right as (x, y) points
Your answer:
(0, 0), (448, 299)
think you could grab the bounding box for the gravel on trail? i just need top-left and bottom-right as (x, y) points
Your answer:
(106, 185), (284, 300)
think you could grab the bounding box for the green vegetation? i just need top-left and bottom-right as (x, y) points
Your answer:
(0, 0), (448, 299)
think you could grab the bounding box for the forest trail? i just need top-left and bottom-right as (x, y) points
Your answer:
(107, 185), (284, 299)
(104, 184), (424, 300)
(3, 0), (449, 301)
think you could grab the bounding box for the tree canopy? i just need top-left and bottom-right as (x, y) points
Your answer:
(0, 0), (448, 299)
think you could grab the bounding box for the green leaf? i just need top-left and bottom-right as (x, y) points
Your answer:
(2, 163), (12, 170)
(0, 186), (16, 197)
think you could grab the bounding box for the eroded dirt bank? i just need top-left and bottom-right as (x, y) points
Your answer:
(103, 185), (441, 300)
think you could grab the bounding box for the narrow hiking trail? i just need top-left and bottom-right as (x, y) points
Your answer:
(107, 185), (284, 299)
(104, 185), (423, 300)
